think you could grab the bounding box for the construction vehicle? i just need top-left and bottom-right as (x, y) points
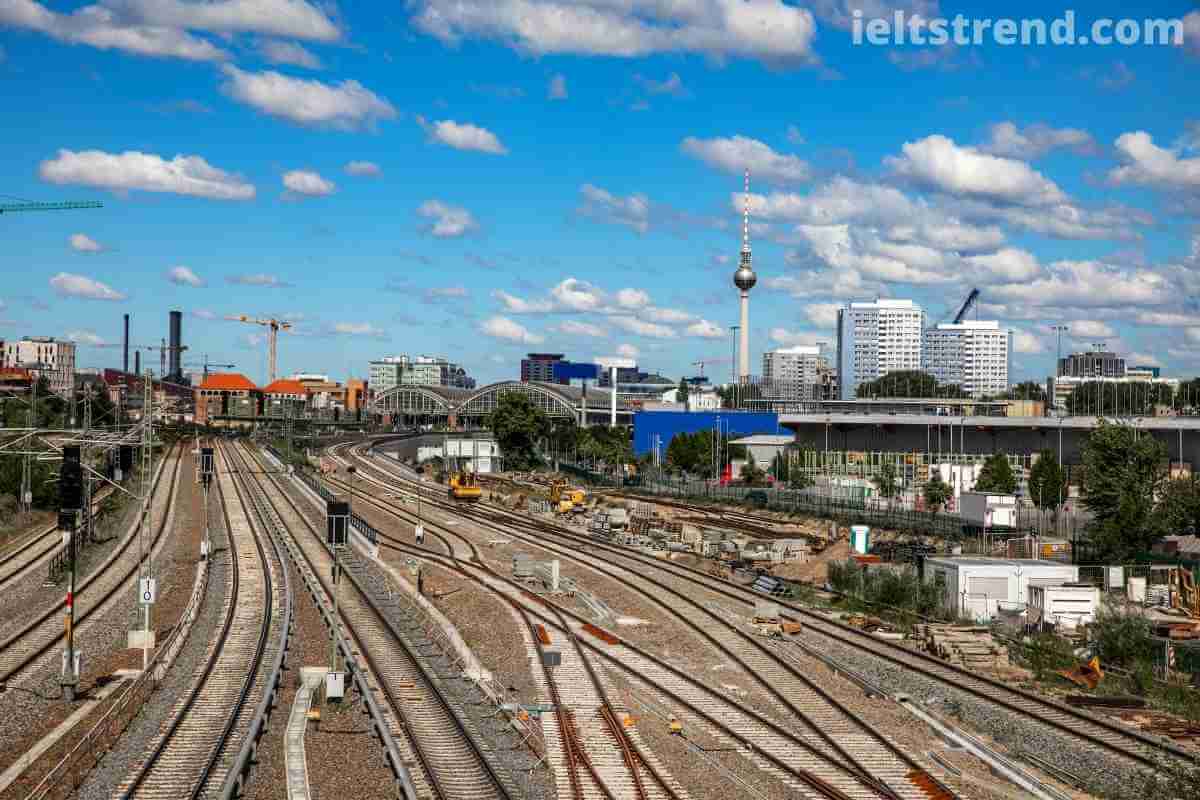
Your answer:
(448, 471), (482, 502)
(668, 715), (683, 735)
(752, 601), (784, 637)
(548, 479), (585, 515)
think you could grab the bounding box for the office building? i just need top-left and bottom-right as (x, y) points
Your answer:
(761, 345), (831, 401)
(521, 353), (567, 384)
(370, 355), (474, 392)
(598, 364), (640, 388)
(1, 336), (77, 398)
(836, 299), (925, 400)
(923, 321), (1012, 397)
(1058, 350), (1125, 379)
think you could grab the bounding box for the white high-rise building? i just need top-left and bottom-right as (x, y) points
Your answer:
(761, 345), (831, 401)
(923, 321), (1012, 397)
(836, 299), (925, 400)
(2, 336), (76, 398)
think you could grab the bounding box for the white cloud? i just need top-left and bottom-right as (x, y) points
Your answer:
(227, 273), (292, 288)
(1134, 311), (1200, 327)
(1011, 329), (1045, 354)
(480, 315), (544, 344)
(1183, 12), (1200, 57)
(803, 302), (841, 328)
(0, 0), (226, 60)
(417, 200), (478, 238)
(886, 134), (1067, 205)
(644, 306), (695, 324)
(769, 327), (827, 346)
(418, 117), (508, 155)
(344, 160), (381, 177)
(409, 0), (819, 65)
(1067, 320), (1117, 339)
(612, 315), (676, 339)
(616, 343), (639, 359)
(615, 288), (650, 309)
(786, 125), (805, 145)
(548, 73), (567, 100)
(980, 121), (1096, 160)
(550, 278), (604, 312)
(192, 309), (217, 320)
(65, 330), (108, 346)
(808, 1), (941, 31)
(166, 265), (204, 287)
(963, 247), (1042, 282)
(69, 233), (103, 252)
(258, 39), (322, 69)
(685, 319), (724, 339)
(50, 272), (127, 301)
(331, 321), (385, 338)
(990, 259), (1172, 308)
(106, 0), (339, 40)
(556, 319), (606, 337)
(681, 135), (810, 184)
(427, 285), (468, 299)
(221, 65), (397, 130)
(493, 290), (555, 314)
(1108, 131), (1200, 190)
(635, 71), (686, 96)
(282, 169), (335, 196)
(40, 148), (255, 200)
(577, 183), (651, 233)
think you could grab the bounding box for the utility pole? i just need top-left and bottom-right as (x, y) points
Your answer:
(59, 446), (82, 701)
(20, 376), (35, 513)
(139, 369), (154, 671)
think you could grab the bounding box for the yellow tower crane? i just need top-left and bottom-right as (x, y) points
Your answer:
(225, 315), (292, 383)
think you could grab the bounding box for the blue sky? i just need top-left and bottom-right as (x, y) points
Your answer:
(2, 1), (1198, 387)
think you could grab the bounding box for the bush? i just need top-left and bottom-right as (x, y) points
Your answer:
(1021, 632), (1078, 680)
(1091, 602), (1156, 668)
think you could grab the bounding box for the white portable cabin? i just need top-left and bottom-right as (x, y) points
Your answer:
(958, 492), (1018, 529)
(1027, 584), (1100, 630)
(924, 557), (1078, 622)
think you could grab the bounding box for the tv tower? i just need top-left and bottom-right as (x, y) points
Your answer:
(733, 169), (757, 381)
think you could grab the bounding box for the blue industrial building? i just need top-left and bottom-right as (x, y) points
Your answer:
(633, 410), (782, 457)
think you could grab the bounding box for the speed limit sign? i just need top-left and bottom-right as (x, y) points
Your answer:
(139, 578), (157, 605)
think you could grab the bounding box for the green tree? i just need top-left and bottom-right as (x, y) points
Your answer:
(677, 378), (690, 409)
(1005, 381), (1047, 402)
(872, 463), (900, 508)
(486, 391), (552, 471)
(1150, 475), (1200, 540)
(1080, 420), (1168, 559)
(1173, 377), (1200, 412)
(923, 473), (951, 514)
(974, 453), (1017, 495)
(1066, 380), (1173, 416)
(855, 370), (970, 399)
(1027, 449), (1068, 522)
(740, 460), (765, 486)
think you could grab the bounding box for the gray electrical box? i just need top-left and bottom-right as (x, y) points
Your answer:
(541, 651), (561, 667)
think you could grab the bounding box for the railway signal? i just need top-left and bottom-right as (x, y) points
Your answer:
(59, 447), (82, 701)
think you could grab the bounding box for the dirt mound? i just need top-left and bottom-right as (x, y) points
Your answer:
(774, 538), (851, 585)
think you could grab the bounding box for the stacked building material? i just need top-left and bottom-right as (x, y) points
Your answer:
(916, 624), (1011, 670)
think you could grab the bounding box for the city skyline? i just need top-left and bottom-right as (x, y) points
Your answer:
(2, 2), (1198, 387)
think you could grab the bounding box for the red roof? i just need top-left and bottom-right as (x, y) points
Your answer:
(262, 379), (307, 395)
(199, 373), (258, 391)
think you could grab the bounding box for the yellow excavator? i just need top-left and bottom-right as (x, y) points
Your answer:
(548, 479), (586, 515)
(448, 471), (482, 502)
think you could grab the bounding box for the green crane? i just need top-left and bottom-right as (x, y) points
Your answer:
(0, 200), (103, 214)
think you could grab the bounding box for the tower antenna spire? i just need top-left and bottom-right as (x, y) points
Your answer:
(742, 168), (751, 254)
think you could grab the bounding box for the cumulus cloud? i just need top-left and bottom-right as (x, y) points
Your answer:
(615, 288), (650, 309)
(577, 184), (651, 233)
(635, 71), (687, 96)
(480, 315), (544, 344)
(40, 148), (255, 200)
(886, 134), (1067, 205)
(556, 319), (606, 337)
(192, 309), (217, 320)
(803, 302), (841, 328)
(221, 65), (397, 130)
(166, 265), (205, 287)
(980, 122), (1097, 160)
(548, 73), (567, 100)
(344, 160), (381, 177)
(612, 316), (676, 339)
(685, 319), (724, 339)
(1067, 320), (1117, 339)
(681, 135), (810, 184)
(69, 233), (103, 252)
(106, 0), (339, 40)
(989, 259), (1172, 309)
(50, 272), (127, 301)
(616, 343), (639, 359)
(258, 38), (322, 69)
(418, 117), (508, 155)
(226, 273), (292, 288)
(963, 248), (1042, 282)
(1134, 311), (1200, 327)
(409, 0), (819, 65)
(329, 321), (386, 338)
(769, 327), (827, 347)
(493, 290), (555, 314)
(64, 330), (109, 346)
(417, 200), (478, 238)
(551, 278), (604, 312)
(1183, 12), (1200, 57)
(1011, 329), (1045, 354)
(1108, 131), (1200, 190)
(644, 306), (695, 324)
(282, 169), (335, 197)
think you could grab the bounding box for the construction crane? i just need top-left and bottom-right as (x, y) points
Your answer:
(0, 200), (103, 215)
(225, 315), (292, 383)
(951, 288), (981, 324)
(124, 341), (188, 380)
(184, 357), (236, 382)
(689, 357), (731, 384)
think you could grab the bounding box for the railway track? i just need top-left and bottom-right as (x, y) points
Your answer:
(118, 442), (291, 800)
(227, 440), (515, 800)
(0, 444), (181, 687)
(352, 442), (1198, 774)
(321, 444), (945, 800)
(0, 485), (115, 591)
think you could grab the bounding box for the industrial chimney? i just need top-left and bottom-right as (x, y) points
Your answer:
(134, 350), (141, 375)
(168, 310), (182, 380)
(123, 313), (130, 374)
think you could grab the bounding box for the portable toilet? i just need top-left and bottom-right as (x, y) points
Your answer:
(850, 525), (870, 555)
